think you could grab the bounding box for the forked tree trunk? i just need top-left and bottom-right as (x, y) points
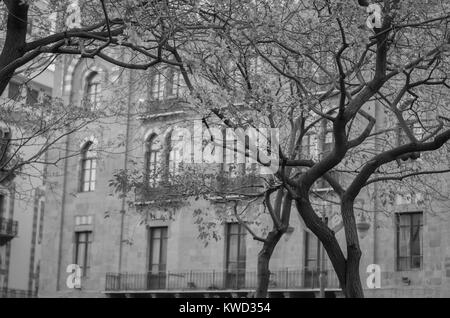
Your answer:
(340, 200), (364, 298)
(344, 260), (364, 298)
(255, 230), (283, 298)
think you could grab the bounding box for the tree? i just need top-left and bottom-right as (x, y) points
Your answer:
(0, 0), (227, 186)
(0, 0), (201, 95)
(150, 0), (450, 298)
(110, 0), (450, 298)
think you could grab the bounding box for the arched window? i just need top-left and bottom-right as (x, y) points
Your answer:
(144, 135), (162, 187)
(167, 132), (184, 180)
(84, 72), (101, 109)
(165, 69), (184, 99)
(150, 71), (164, 101)
(79, 141), (96, 192)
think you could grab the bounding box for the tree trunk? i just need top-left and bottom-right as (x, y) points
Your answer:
(255, 230), (282, 298)
(294, 199), (348, 295)
(341, 200), (364, 298)
(344, 252), (364, 298)
(0, 0), (29, 95)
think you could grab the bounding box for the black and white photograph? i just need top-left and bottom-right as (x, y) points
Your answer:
(0, 0), (450, 302)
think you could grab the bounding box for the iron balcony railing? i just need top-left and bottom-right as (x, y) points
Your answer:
(105, 269), (340, 292)
(135, 173), (262, 204)
(0, 217), (18, 240)
(0, 288), (36, 298)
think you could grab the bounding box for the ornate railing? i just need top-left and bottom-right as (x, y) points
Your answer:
(0, 288), (36, 298)
(135, 173), (262, 204)
(105, 269), (340, 292)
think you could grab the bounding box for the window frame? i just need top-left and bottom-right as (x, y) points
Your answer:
(225, 223), (247, 274)
(79, 141), (97, 193)
(167, 133), (184, 181)
(74, 231), (92, 277)
(148, 226), (168, 274)
(144, 135), (162, 187)
(150, 71), (164, 101)
(395, 211), (423, 271)
(84, 72), (101, 110)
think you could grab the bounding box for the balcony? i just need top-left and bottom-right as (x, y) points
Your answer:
(215, 173), (262, 197)
(105, 269), (341, 298)
(135, 173), (262, 205)
(0, 217), (18, 245)
(139, 99), (186, 121)
(135, 183), (185, 205)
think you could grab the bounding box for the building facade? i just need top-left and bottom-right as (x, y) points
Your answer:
(37, 53), (450, 299)
(0, 69), (53, 298)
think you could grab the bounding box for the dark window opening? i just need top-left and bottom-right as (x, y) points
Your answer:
(74, 231), (92, 277)
(79, 141), (96, 192)
(225, 223), (247, 289)
(396, 212), (423, 271)
(147, 227), (168, 289)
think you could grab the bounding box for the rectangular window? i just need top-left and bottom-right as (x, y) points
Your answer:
(225, 223), (246, 289)
(148, 227), (168, 289)
(168, 139), (183, 181)
(74, 231), (92, 277)
(303, 134), (318, 160)
(151, 72), (164, 100)
(396, 212), (423, 271)
(145, 149), (161, 187)
(81, 158), (96, 192)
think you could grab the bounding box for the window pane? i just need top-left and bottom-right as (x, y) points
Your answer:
(0, 195), (4, 218)
(166, 70), (174, 97)
(229, 224), (239, 235)
(411, 226), (421, 256)
(76, 243), (86, 269)
(398, 214), (409, 226)
(412, 256), (422, 269)
(91, 168), (96, 182)
(8, 82), (21, 101)
(398, 226), (410, 257)
(396, 212), (423, 270)
(306, 232), (318, 261)
(228, 234), (238, 262)
(160, 237), (167, 269)
(226, 224), (246, 270)
(151, 264), (160, 273)
(239, 233), (246, 262)
(149, 227), (168, 274)
(412, 214), (423, 226)
(397, 257), (408, 271)
(82, 159), (90, 171)
(84, 168), (91, 182)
